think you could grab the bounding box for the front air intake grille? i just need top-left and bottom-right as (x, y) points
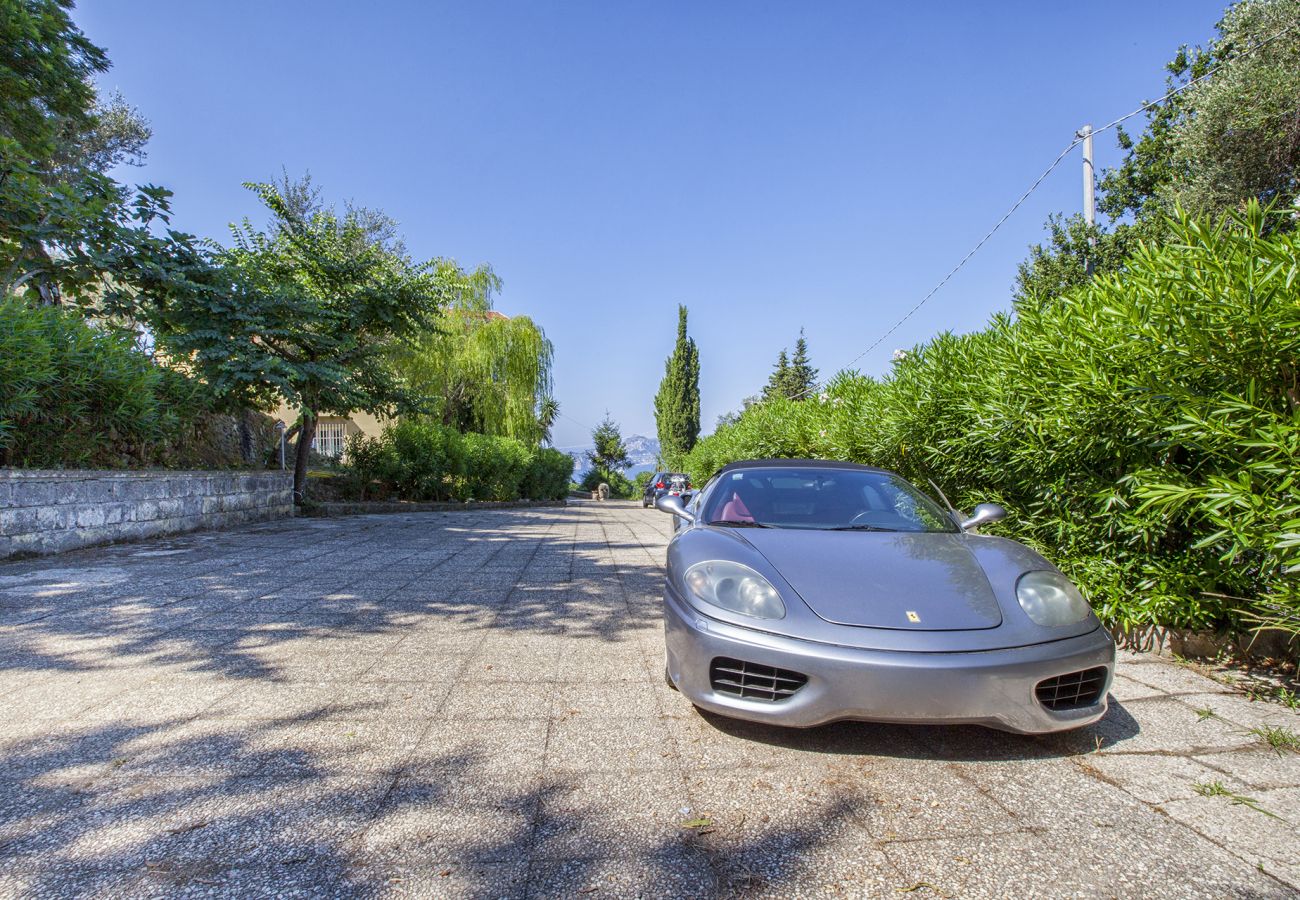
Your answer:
(710, 657), (808, 702)
(1035, 667), (1108, 710)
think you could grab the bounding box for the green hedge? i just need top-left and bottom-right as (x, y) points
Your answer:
(346, 421), (573, 502)
(0, 298), (211, 468)
(682, 206), (1300, 637)
(579, 466), (637, 498)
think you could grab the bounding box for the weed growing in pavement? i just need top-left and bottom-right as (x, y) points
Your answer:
(1245, 725), (1300, 756)
(1192, 781), (1280, 819)
(1246, 684), (1300, 709)
(1193, 706), (1218, 722)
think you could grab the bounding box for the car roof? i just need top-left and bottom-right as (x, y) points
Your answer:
(713, 458), (891, 476)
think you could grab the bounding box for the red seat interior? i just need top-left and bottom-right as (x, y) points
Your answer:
(718, 492), (754, 523)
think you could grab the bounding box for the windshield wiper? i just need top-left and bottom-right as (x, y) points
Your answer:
(707, 520), (771, 528)
(829, 524), (900, 532)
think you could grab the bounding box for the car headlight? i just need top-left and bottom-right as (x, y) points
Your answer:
(682, 560), (786, 619)
(1016, 571), (1092, 627)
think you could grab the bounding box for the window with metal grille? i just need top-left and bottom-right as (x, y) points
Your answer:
(313, 421), (349, 458)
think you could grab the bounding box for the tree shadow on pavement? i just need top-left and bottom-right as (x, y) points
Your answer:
(0, 508), (668, 683)
(0, 505), (1155, 896)
(0, 708), (884, 898)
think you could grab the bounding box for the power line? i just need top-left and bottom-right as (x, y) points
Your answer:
(559, 411), (595, 434)
(805, 139), (1080, 391)
(1088, 22), (1295, 141)
(789, 20), (1294, 401)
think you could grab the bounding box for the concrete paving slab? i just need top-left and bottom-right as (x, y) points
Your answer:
(1, 502), (1297, 898)
(341, 860), (529, 899)
(1162, 786), (1300, 885)
(1195, 747), (1300, 790)
(1119, 657), (1239, 696)
(532, 771), (690, 860)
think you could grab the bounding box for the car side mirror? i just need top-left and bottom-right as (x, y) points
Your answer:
(960, 502), (1006, 532)
(656, 493), (695, 525)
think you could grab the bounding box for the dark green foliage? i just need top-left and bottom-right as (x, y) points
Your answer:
(763, 349), (791, 401)
(135, 180), (448, 502)
(1099, 0), (1300, 224)
(0, 297), (209, 467)
(683, 207), (1300, 638)
(579, 466), (635, 499)
(633, 470), (655, 497)
(461, 432), (530, 501)
(788, 331), (818, 398)
(0, 2), (176, 308)
(582, 415), (636, 498)
(0, 137), (198, 308)
(521, 448), (575, 501)
(1022, 0), (1300, 310)
(0, 0), (107, 162)
(762, 331), (818, 401)
(586, 414), (631, 476)
(654, 305), (701, 462)
(1015, 214), (1134, 307)
(345, 421), (572, 502)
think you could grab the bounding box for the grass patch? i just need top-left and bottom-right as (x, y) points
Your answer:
(1246, 725), (1300, 756)
(1246, 684), (1300, 710)
(1192, 781), (1279, 819)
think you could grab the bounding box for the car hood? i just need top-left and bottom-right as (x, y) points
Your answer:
(740, 529), (1002, 631)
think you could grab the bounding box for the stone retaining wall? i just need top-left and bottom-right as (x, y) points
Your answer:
(0, 470), (293, 560)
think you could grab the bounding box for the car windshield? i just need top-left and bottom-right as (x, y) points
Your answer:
(701, 467), (957, 533)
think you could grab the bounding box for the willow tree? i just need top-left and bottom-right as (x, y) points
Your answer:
(396, 262), (555, 444)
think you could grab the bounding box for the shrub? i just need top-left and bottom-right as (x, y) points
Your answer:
(460, 432), (530, 501)
(523, 448), (576, 501)
(683, 205), (1300, 637)
(342, 421), (573, 502)
(0, 298), (212, 468)
(580, 466), (635, 498)
(390, 421), (464, 500)
(633, 470), (655, 497)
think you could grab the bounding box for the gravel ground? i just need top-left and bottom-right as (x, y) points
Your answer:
(0, 501), (1296, 898)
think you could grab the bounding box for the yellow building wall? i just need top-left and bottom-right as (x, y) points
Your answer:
(271, 405), (392, 459)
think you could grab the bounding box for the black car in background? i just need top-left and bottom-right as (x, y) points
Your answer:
(643, 472), (691, 508)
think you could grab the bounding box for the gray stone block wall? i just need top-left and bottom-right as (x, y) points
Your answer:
(0, 470), (294, 560)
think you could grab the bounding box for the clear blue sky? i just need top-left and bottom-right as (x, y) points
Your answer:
(78, 1), (1227, 448)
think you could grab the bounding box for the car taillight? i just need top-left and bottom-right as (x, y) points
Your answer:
(655, 482), (665, 489)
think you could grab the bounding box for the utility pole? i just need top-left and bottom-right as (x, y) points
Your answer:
(1078, 123), (1096, 275)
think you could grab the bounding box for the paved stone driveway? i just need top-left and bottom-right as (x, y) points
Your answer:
(0, 502), (1297, 898)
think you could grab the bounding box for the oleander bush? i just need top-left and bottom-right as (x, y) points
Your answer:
(345, 421), (573, 502)
(682, 205), (1300, 637)
(0, 298), (212, 468)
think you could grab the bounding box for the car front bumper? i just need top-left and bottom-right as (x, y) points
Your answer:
(664, 591), (1115, 734)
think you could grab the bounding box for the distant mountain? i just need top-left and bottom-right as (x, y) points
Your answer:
(561, 434), (660, 478)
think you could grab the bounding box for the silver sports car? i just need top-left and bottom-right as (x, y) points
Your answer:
(656, 459), (1115, 734)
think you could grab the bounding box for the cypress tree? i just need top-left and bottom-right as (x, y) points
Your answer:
(654, 305), (701, 461)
